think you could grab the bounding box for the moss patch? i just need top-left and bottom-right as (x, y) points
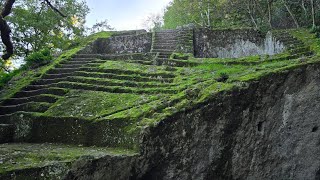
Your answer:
(0, 143), (137, 174)
(45, 90), (159, 118)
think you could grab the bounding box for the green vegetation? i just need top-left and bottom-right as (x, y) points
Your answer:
(163, 0), (320, 30)
(0, 31), (113, 102)
(0, 27), (319, 176)
(45, 90), (159, 118)
(25, 49), (53, 68)
(0, 143), (137, 174)
(7, 0), (89, 56)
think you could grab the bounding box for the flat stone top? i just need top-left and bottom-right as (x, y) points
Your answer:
(0, 143), (137, 174)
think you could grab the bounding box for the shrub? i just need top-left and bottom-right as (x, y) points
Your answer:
(0, 69), (22, 89)
(25, 48), (53, 68)
(216, 72), (229, 82)
(310, 26), (320, 38)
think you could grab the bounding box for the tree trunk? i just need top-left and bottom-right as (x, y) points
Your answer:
(247, 3), (258, 29)
(311, 0), (316, 28)
(0, 0), (15, 60)
(267, 0), (273, 28)
(282, 0), (300, 28)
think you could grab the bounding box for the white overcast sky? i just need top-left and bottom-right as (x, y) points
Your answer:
(85, 0), (172, 30)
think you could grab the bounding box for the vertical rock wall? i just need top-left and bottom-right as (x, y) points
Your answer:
(194, 28), (285, 58)
(137, 63), (320, 179)
(81, 30), (152, 54)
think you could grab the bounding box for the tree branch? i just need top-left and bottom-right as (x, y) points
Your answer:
(1, 0), (15, 18)
(0, 0), (15, 60)
(43, 0), (67, 17)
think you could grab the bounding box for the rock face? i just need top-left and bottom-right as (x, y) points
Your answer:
(194, 28), (285, 58)
(65, 63), (320, 180)
(83, 30), (152, 54)
(137, 63), (320, 179)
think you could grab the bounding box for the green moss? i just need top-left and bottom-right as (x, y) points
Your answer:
(0, 32), (113, 102)
(0, 143), (137, 174)
(2, 28), (320, 154)
(45, 90), (159, 119)
(289, 29), (320, 56)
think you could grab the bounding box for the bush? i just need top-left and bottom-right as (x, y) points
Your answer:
(0, 69), (22, 89)
(310, 26), (320, 38)
(216, 72), (229, 82)
(25, 48), (53, 68)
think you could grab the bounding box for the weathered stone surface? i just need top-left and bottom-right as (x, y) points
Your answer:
(136, 63), (320, 179)
(64, 155), (137, 180)
(63, 63), (320, 180)
(82, 32), (152, 54)
(194, 28), (285, 58)
(0, 124), (14, 143)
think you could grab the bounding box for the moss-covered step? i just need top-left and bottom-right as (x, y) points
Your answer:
(0, 102), (52, 115)
(64, 76), (176, 88)
(41, 73), (72, 79)
(50, 81), (179, 94)
(0, 112), (140, 148)
(14, 88), (68, 98)
(0, 143), (137, 179)
(79, 67), (175, 79)
(72, 53), (152, 61)
(1, 94), (61, 106)
(73, 71), (174, 83)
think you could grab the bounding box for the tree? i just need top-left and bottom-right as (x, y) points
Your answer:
(142, 13), (164, 31)
(6, 0), (89, 57)
(0, 0), (89, 61)
(311, 0), (316, 28)
(89, 20), (114, 34)
(0, 0), (15, 60)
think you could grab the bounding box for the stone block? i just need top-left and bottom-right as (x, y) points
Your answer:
(0, 124), (15, 143)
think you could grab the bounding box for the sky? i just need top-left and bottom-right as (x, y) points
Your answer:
(85, 0), (172, 30)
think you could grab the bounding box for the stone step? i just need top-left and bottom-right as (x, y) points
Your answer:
(154, 35), (178, 39)
(287, 51), (313, 59)
(153, 45), (177, 49)
(155, 58), (200, 67)
(289, 46), (311, 55)
(153, 42), (178, 46)
(79, 67), (175, 78)
(277, 36), (298, 42)
(57, 63), (84, 68)
(42, 73), (72, 79)
(286, 42), (305, 49)
(14, 88), (68, 98)
(65, 76), (174, 88)
(0, 143), (137, 179)
(158, 55), (171, 58)
(24, 84), (51, 91)
(52, 81), (178, 94)
(0, 102), (52, 115)
(281, 39), (303, 45)
(152, 49), (175, 53)
(88, 60), (153, 67)
(33, 78), (67, 85)
(60, 60), (93, 65)
(73, 71), (174, 83)
(2, 94), (60, 106)
(0, 124), (14, 143)
(154, 38), (178, 42)
(153, 39), (178, 43)
(48, 68), (80, 74)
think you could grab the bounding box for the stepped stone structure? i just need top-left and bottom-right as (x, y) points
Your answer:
(0, 27), (318, 179)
